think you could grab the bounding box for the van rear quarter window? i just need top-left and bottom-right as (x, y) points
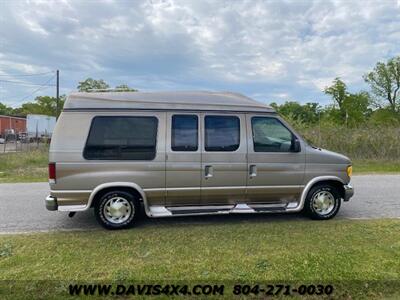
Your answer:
(83, 116), (158, 160)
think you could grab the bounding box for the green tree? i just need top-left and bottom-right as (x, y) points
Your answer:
(77, 78), (138, 92)
(324, 78), (372, 126)
(77, 78), (110, 92)
(324, 78), (347, 120)
(271, 101), (321, 125)
(364, 56), (400, 112)
(115, 84), (138, 92)
(369, 107), (400, 126)
(13, 95), (65, 117)
(0, 102), (14, 115)
(342, 92), (372, 126)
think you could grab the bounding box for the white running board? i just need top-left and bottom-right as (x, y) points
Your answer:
(148, 206), (172, 217)
(230, 203), (255, 213)
(148, 202), (299, 218)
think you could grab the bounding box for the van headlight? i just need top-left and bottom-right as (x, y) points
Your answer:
(346, 165), (353, 178)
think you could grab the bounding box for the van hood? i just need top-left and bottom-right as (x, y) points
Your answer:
(307, 145), (351, 165)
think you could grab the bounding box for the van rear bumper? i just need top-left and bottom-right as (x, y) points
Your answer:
(45, 195), (58, 211)
(344, 184), (354, 202)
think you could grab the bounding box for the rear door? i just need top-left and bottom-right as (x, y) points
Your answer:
(165, 113), (202, 206)
(246, 114), (305, 204)
(200, 113), (247, 205)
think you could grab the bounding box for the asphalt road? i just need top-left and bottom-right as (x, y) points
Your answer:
(1, 175), (399, 233)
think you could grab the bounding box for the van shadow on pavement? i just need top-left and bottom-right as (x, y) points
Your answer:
(64, 207), (310, 232)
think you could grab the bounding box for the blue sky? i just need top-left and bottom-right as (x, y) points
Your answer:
(1, 0), (400, 107)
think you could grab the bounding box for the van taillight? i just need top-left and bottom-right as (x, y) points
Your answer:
(49, 163), (56, 183)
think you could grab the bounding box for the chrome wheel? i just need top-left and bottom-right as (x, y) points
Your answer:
(103, 196), (133, 224)
(312, 191), (335, 216)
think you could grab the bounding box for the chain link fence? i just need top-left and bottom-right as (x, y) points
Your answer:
(1, 133), (50, 153)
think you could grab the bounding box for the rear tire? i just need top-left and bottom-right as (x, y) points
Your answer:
(304, 184), (341, 220)
(94, 190), (139, 229)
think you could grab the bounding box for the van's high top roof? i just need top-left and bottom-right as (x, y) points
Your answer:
(64, 91), (274, 113)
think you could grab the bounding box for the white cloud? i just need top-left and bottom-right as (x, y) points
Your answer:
(0, 0), (399, 106)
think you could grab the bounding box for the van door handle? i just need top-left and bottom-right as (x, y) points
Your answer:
(205, 165), (213, 179)
(249, 164), (257, 178)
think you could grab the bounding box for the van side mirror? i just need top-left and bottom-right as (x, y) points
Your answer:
(291, 139), (301, 152)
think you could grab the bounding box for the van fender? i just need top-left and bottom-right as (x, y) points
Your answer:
(287, 176), (345, 212)
(88, 182), (152, 216)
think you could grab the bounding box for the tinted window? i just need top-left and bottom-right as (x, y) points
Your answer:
(84, 116), (157, 160)
(205, 116), (240, 151)
(172, 115), (198, 151)
(252, 117), (293, 152)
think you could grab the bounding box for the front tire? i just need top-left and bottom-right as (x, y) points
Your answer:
(94, 190), (139, 229)
(304, 184), (341, 220)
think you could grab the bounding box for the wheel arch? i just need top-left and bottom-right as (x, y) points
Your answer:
(289, 176), (345, 212)
(88, 182), (151, 216)
(313, 180), (345, 199)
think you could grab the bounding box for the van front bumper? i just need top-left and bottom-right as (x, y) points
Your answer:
(343, 184), (354, 202)
(45, 195), (58, 211)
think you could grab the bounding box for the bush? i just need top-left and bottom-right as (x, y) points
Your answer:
(297, 125), (400, 160)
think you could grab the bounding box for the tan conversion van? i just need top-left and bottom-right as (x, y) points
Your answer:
(46, 91), (354, 229)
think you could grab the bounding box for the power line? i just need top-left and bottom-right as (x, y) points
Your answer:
(5, 75), (56, 103)
(0, 71), (55, 77)
(0, 79), (55, 87)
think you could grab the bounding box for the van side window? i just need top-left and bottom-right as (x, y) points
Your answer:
(251, 117), (293, 152)
(205, 116), (240, 151)
(84, 116), (158, 160)
(171, 115), (198, 151)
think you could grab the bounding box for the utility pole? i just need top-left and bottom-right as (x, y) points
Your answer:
(56, 70), (59, 120)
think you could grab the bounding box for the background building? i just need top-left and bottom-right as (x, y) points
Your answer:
(0, 115), (26, 138)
